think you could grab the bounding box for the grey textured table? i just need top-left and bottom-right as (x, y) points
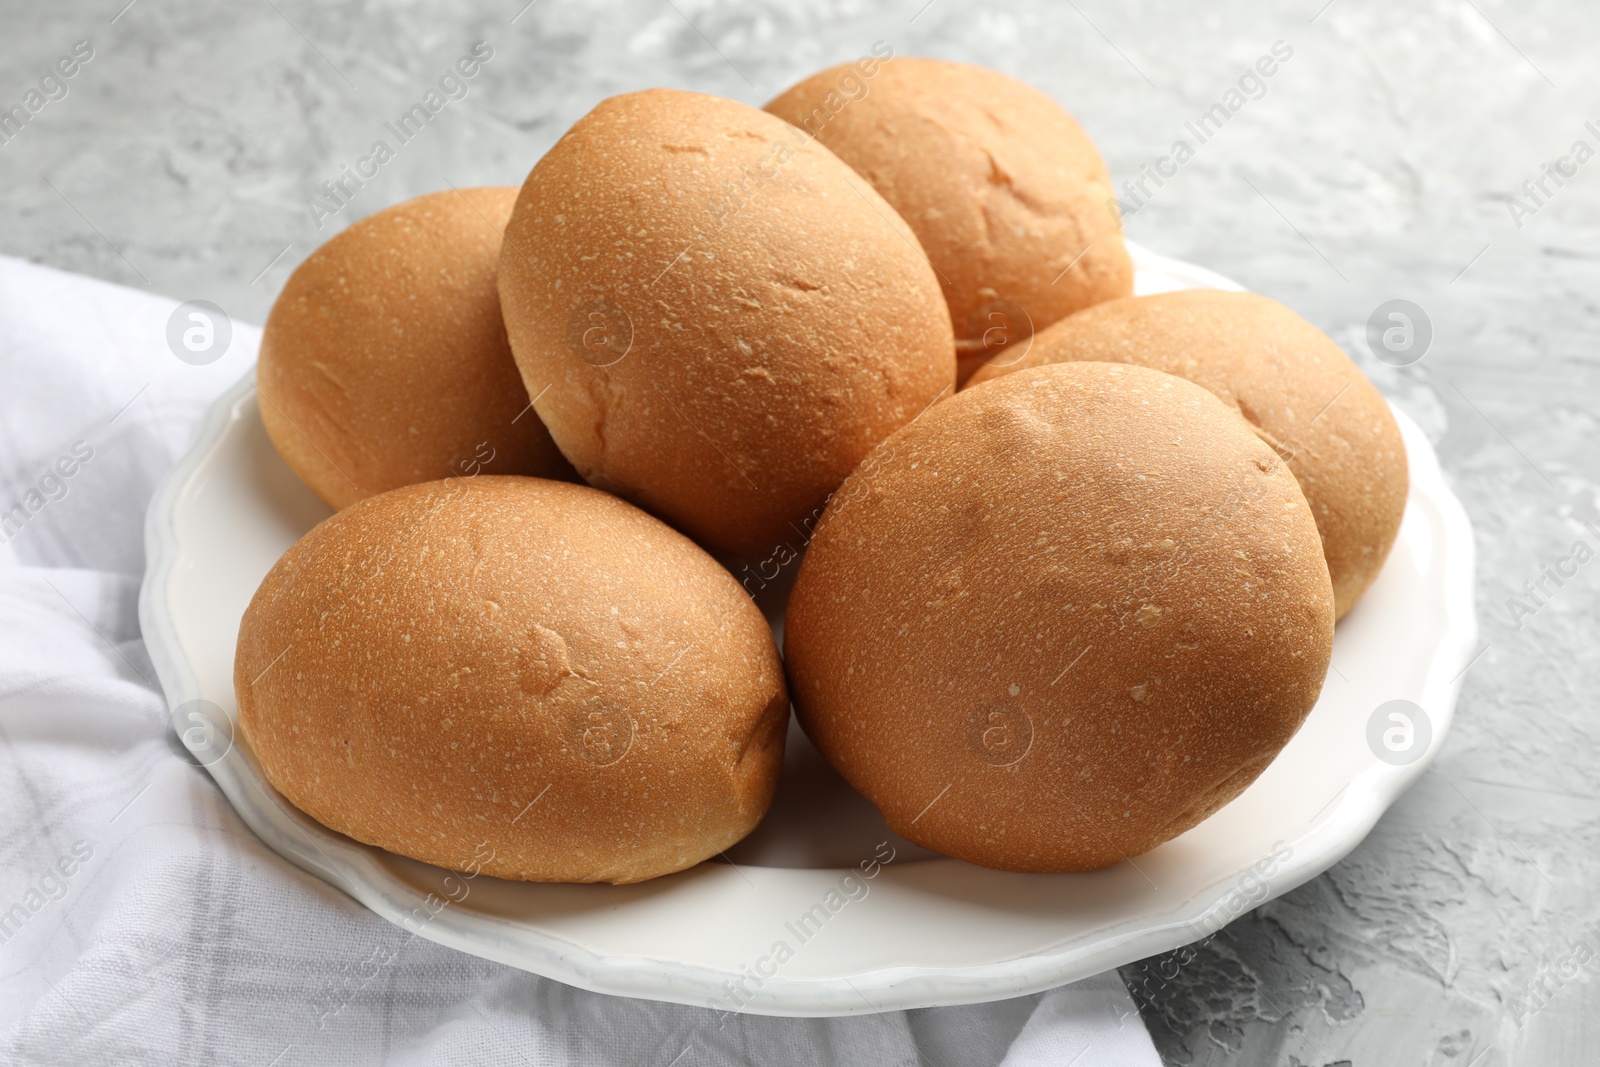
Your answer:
(3, 1), (1595, 1063)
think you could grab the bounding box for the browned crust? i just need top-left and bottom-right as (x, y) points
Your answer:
(258, 188), (574, 510)
(234, 476), (788, 884)
(766, 56), (1133, 384)
(497, 89), (956, 561)
(968, 290), (1408, 616)
(784, 362), (1334, 872)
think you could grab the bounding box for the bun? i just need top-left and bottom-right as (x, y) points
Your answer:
(258, 188), (574, 509)
(784, 362), (1333, 872)
(968, 290), (1407, 616)
(497, 88), (955, 560)
(235, 475), (788, 884)
(765, 57), (1132, 384)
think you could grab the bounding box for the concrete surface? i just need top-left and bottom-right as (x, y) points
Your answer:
(2, 0), (1596, 1063)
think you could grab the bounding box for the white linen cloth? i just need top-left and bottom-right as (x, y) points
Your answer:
(0, 254), (1162, 1067)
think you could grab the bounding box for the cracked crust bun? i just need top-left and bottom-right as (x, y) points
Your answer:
(235, 475), (788, 884)
(967, 290), (1407, 617)
(765, 57), (1133, 384)
(784, 362), (1334, 873)
(496, 88), (955, 561)
(258, 188), (574, 510)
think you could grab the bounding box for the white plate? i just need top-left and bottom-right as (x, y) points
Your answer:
(139, 242), (1477, 1017)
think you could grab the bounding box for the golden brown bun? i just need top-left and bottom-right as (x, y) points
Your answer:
(235, 475), (788, 884)
(765, 57), (1132, 384)
(968, 290), (1407, 617)
(497, 89), (955, 561)
(785, 363), (1334, 873)
(259, 188), (574, 509)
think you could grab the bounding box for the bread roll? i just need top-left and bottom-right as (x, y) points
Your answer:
(497, 88), (954, 560)
(258, 188), (574, 509)
(967, 290), (1407, 617)
(765, 57), (1132, 384)
(235, 476), (788, 884)
(785, 363), (1334, 872)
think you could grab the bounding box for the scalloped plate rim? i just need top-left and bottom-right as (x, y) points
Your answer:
(138, 239), (1477, 1016)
